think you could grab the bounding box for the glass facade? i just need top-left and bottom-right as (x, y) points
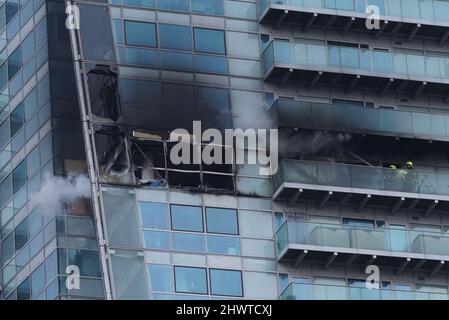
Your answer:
(3, 0), (449, 301)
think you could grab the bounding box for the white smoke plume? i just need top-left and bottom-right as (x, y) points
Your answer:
(30, 174), (92, 215)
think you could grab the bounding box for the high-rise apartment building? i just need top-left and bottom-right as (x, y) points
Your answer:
(3, 0), (449, 300)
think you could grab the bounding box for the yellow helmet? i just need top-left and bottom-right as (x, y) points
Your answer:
(389, 164), (397, 170)
(406, 161), (413, 169)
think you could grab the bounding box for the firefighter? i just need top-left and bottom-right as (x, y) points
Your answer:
(406, 160), (414, 170)
(404, 160), (418, 192)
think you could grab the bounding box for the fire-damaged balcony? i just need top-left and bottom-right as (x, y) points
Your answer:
(277, 221), (449, 276)
(270, 98), (449, 142)
(280, 283), (449, 300)
(259, 0), (449, 44)
(262, 40), (449, 98)
(273, 159), (449, 215)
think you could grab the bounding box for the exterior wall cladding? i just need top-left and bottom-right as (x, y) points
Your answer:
(5, 0), (449, 301)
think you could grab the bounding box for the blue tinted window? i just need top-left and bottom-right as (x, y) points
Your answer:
(125, 21), (157, 47)
(157, 0), (189, 11)
(210, 269), (242, 297)
(12, 160), (26, 193)
(148, 264), (173, 292)
(125, 47), (159, 67)
(15, 217), (28, 252)
(171, 205), (203, 232)
(123, 0), (155, 7)
(0, 63), (7, 89)
(159, 24), (192, 51)
(194, 54), (227, 74)
(140, 202), (169, 229)
(192, 0), (223, 15)
(161, 51), (193, 71)
(68, 249), (101, 277)
(143, 230), (170, 249)
(8, 46), (21, 80)
(207, 235), (240, 255)
(174, 266), (207, 294)
(17, 277), (30, 300)
(10, 103), (24, 137)
(197, 86), (229, 113)
(21, 32), (35, 63)
(31, 263), (45, 298)
(121, 79), (162, 106)
(206, 207), (238, 234)
(113, 19), (124, 45)
(194, 28), (225, 54)
(172, 232), (205, 253)
(1, 232), (14, 264)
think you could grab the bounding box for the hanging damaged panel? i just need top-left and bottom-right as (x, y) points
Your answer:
(86, 64), (122, 125)
(94, 126), (134, 185)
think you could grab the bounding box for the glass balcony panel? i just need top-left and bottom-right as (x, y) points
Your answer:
(430, 114), (446, 137)
(307, 44), (327, 66)
(336, 0), (355, 10)
(386, 0), (402, 16)
(379, 109), (412, 134)
(289, 283), (310, 300)
(303, 0), (322, 8)
(287, 221), (308, 245)
(420, 0), (435, 20)
(370, 0), (386, 14)
(313, 103), (346, 129)
(443, 58), (449, 77)
(387, 228), (409, 252)
(340, 47), (359, 68)
(262, 42), (274, 74)
(373, 51), (391, 73)
(265, 0), (449, 24)
(281, 283), (449, 300)
(276, 159), (449, 197)
(435, 0), (449, 22)
(435, 173), (449, 195)
(351, 165), (384, 190)
(317, 163), (350, 187)
(407, 54), (426, 76)
(322, 285), (348, 300)
(283, 160), (317, 185)
(265, 40), (449, 82)
(328, 46), (340, 66)
(412, 113), (432, 136)
(313, 224), (351, 247)
(425, 56), (441, 78)
(346, 106), (379, 131)
(392, 52), (408, 75)
(402, 0), (420, 19)
(280, 221), (449, 257)
(349, 287), (382, 300)
(351, 228), (385, 251)
(276, 222), (289, 252)
(273, 40), (292, 64)
(293, 43), (308, 65)
(416, 171), (438, 194)
(360, 49), (371, 70)
(419, 235), (449, 256)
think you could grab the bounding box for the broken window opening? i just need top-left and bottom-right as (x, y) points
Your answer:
(86, 64), (122, 124)
(130, 131), (236, 193)
(94, 126), (134, 185)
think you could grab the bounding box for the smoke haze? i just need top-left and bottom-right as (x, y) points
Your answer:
(31, 174), (91, 214)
